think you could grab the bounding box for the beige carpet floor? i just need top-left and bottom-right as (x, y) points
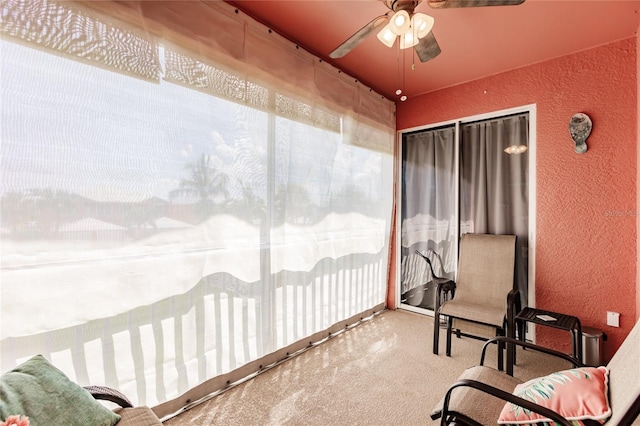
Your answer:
(164, 309), (570, 425)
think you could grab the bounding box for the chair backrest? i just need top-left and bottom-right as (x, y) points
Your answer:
(606, 318), (640, 425)
(454, 233), (516, 308)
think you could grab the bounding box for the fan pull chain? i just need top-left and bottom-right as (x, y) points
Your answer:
(401, 47), (407, 101)
(395, 41), (403, 97)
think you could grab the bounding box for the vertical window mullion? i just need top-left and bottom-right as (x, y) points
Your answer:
(260, 92), (276, 355)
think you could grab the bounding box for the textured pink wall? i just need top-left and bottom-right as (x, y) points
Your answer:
(637, 29), (640, 324)
(396, 38), (637, 360)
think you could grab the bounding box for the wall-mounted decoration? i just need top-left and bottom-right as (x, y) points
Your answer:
(569, 113), (592, 154)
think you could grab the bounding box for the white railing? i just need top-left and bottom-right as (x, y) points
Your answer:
(1, 248), (386, 408)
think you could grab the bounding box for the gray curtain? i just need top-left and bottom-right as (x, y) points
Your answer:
(400, 114), (529, 310)
(460, 113), (529, 306)
(400, 126), (457, 309)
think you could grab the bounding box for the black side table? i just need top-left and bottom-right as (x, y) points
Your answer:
(515, 307), (582, 361)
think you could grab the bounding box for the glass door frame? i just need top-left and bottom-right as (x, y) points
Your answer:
(395, 104), (537, 336)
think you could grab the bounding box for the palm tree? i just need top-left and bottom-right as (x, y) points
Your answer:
(333, 183), (368, 214)
(274, 183), (312, 224)
(170, 154), (230, 220)
(231, 180), (266, 224)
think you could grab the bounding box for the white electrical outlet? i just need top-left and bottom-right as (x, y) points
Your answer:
(607, 311), (620, 327)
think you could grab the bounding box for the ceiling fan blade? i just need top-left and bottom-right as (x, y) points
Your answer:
(329, 15), (390, 59)
(427, 0), (524, 8)
(414, 32), (441, 63)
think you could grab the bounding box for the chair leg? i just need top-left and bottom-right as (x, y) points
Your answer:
(507, 292), (520, 376)
(433, 310), (440, 355)
(512, 322), (519, 367)
(497, 330), (504, 372)
(504, 325), (515, 376)
(506, 322), (516, 376)
(446, 316), (453, 357)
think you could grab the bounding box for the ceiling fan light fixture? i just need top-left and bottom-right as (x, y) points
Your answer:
(411, 13), (435, 39)
(504, 144), (528, 154)
(389, 10), (411, 35)
(399, 31), (419, 49)
(376, 23), (396, 48)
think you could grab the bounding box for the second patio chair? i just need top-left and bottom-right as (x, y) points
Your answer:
(433, 233), (520, 374)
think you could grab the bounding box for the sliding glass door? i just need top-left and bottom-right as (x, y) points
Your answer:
(400, 125), (458, 312)
(399, 111), (531, 314)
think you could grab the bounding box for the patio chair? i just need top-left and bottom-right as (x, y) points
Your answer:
(433, 233), (520, 375)
(431, 317), (640, 425)
(0, 354), (162, 426)
(85, 385), (163, 425)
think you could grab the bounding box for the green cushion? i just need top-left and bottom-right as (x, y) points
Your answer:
(0, 355), (121, 426)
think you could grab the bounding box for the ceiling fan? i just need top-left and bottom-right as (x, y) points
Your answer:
(329, 0), (525, 64)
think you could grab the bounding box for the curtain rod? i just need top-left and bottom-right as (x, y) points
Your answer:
(460, 111), (528, 126)
(402, 111), (529, 138)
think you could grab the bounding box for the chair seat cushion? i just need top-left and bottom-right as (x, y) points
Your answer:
(440, 300), (506, 328)
(498, 366), (611, 425)
(431, 366), (522, 424)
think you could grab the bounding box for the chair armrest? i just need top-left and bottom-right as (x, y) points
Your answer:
(479, 337), (585, 368)
(84, 385), (134, 408)
(434, 278), (456, 316)
(438, 378), (573, 426)
(435, 278), (456, 294)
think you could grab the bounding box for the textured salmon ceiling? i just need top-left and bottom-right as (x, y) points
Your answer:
(224, 0), (640, 102)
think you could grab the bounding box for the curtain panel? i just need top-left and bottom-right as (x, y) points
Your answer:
(0, 0), (395, 418)
(400, 127), (458, 308)
(460, 113), (530, 305)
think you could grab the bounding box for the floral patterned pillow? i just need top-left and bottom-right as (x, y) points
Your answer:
(497, 366), (611, 425)
(1, 415), (30, 426)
